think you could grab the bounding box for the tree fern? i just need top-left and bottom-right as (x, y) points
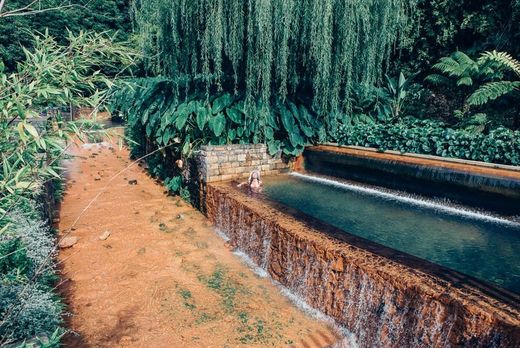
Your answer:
(479, 51), (520, 77)
(456, 77), (473, 86)
(428, 52), (478, 86)
(427, 50), (520, 108)
(467, 81), (520, 106)
(424, 73), (450, 85)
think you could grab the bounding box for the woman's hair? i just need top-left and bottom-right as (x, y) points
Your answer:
(248, 170), (261, 185)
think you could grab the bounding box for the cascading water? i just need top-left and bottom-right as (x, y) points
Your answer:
(304, 146), (520, 217)
(205, 183), (520, 347)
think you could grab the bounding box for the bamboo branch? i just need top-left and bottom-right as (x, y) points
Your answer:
(0, 0), (87, 18)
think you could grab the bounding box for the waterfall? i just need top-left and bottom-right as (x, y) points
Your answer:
(205, 183), (520, 348)
(303, 147), (520, 217)
(290, 172), (520, 227)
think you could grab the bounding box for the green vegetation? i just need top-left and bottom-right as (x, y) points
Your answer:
(0, 30), (134, 346)
(113, 77), (328, 194)
(198, 265), (239, 312)
(397, 1), (520, 73)
(0, 0), (132, 72)
(426, 50), (520, 115)
(114, 0), (519, 178)
(337, 118), (520, 165)
(132, 0), (413, 115)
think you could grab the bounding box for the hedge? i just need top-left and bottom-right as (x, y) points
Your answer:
(337, 118), (520, 166)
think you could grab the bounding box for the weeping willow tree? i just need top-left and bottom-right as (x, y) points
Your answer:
(132, 0), (414, 116)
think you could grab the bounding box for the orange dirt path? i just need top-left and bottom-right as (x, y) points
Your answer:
(58, 136), (340, 347)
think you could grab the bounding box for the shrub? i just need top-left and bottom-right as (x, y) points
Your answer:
(337, 118), (520, 165)
(0, 207), (62, 345)
(0, 283), (62, 342)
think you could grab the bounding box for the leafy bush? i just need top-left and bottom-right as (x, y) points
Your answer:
(0, 283), (62, 342)
(113, 78), (326, 157)
(112, 77), (328, 193)
(0, 207), (62, 345)
(337, 118), (520, 165)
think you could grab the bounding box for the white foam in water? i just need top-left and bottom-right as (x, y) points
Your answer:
(214, 228), (230, 242)
(291, 172), (520, 228)
(232, 250), (269, 278)
(213, 228), (358, 347)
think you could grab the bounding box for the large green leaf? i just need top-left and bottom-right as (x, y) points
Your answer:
(288, 130), (304, 147)
(145, 122), (153, 137)
(212, 93), (233, 114)
(166, 176), (182, 192)
(162, 127), (173, 144)
(209, 112), (226, 137)
(196, 106), (209, 131)
(264, 126), (274, 140)
(267, 140), (281, 155)
(226, 107), (243, 124)
(299, 124), (314, 138)
(288, 102), (299, 120)
(182, 134), (191, 155)
(175, 103), (190, 130)
(264, 109), (278, 129)
(228, 128), (236, 141)
(279, 104), (295, 133)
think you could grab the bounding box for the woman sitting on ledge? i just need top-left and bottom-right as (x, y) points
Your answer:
(238, 170), (263, 193)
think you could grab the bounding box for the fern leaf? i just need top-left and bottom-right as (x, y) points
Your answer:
(424, 74), (450, 85)
(452, 51), (475, 67)
(456, 77), (473, 86)
(432, 57), (460, 76)
(479, 51), (520, 77)
(467, 81), (520, 106)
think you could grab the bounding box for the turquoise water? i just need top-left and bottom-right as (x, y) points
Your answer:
(263, 174), (520, 293)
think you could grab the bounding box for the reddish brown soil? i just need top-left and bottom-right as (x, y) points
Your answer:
(58, 135), (340, 347)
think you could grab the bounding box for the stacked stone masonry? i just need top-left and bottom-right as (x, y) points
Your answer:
(197, 144), (291, 183)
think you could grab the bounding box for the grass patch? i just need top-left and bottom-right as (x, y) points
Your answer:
(195, 312), (216, 325)
(236, 311), (269, 344)
(198, 264), (239, 313)
(178, 288), (196, 310)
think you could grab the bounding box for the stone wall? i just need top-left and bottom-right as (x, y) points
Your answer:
(205, 182), (520, 348)
(187, 144), (291, 211)
(198, 144), (291, 183)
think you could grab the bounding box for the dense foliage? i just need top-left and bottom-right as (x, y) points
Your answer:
(0, 0), (132, 72)
(0, 31), (134, 345)
(337, 118), (520, 165)
(112, 77), (330, 192)
(133, 0), (414, 115)
(398, 0), (520, 73)
(113, 0), (520, 175)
